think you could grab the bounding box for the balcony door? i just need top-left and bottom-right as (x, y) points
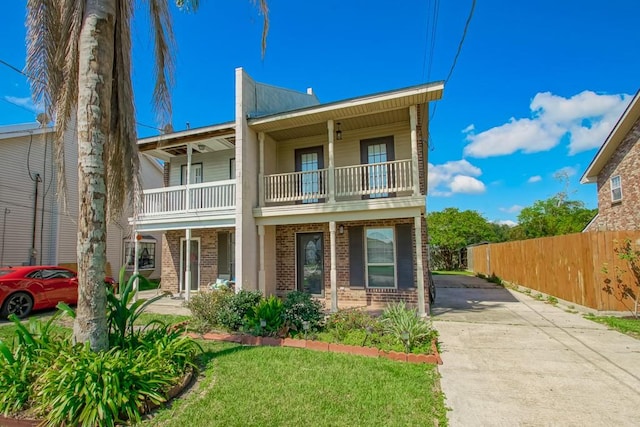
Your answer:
(295, 146), (324, 203)
(360, 136), (395, 198)
(296, 232), (323, 295)
(181, 163), (203, 185)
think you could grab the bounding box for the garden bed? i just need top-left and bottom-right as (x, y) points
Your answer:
(189, 331), (442, 364)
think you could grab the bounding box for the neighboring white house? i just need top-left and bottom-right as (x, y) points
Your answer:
(0, 122), (163, 279)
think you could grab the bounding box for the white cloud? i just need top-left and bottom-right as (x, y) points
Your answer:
(463, 91), (631, 158)
(499, 205), (523, 214)
(527, 175), (542, 183)
(462, 124), (475, 133)
(428, 159), (485, 196)
(495, 220), (517, 227)
(4, 96), (41, 113)
(553, 166), (577, 178)
(450, 175), (486, 194)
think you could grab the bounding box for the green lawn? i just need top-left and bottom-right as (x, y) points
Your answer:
(432, 270), (474, 276)
(584, 315), (640, 339)
(144, 341), (448, 427)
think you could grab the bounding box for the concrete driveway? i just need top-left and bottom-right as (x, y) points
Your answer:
(432, 273), (640, 426)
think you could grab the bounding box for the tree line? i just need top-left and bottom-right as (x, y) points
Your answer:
(427, 196), (597, 270)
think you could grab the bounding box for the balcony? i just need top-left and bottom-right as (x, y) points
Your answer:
(134, 180), (236, 231)
(263, 159), (415, 204)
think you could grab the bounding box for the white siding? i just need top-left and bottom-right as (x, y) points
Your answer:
(168, 149), (235, 187)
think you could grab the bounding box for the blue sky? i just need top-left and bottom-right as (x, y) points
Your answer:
(1, 0), (638, 225)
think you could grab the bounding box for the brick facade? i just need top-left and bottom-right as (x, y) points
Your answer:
(275, 217), (428, 310)
(586, 117), (640, 231)
(160, 228), (234, 294)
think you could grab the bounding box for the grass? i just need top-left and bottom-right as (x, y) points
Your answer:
(135, 313), (190, 326)
(432, 270), (474, 276)
(145, 341), (448, 427)
(584, 315), (640, 339)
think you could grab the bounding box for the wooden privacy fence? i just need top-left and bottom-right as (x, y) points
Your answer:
(467, 231), (640, 312)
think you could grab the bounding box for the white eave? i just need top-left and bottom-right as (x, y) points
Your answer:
(248, 81), (444, 132)
(580, 89), (640, 184)
(0, 123), (52, 140)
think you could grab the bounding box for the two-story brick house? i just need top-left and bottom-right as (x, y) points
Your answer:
(133, 68), (443, 315)
(581, 89), (640, 231)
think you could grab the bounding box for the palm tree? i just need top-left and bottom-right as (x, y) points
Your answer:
(25, 0), (268, 351)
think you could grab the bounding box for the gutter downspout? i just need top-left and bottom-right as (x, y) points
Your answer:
(30, 173), (41, 265)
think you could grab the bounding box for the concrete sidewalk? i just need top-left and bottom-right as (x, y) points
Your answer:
(432, 274), (640, 426)
(137, 289), (191, 316)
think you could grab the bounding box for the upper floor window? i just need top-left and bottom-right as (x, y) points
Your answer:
(611, 175), (622, 202)
(229, 158), (236, 180)
(181, 162), (203, 185)
(295, 146), (324, 203)
(360, 136), (395, 199)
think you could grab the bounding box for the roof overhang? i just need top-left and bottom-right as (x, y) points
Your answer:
(248, 81), (444, 133)
(0, 123), (52, 141)
(581, 90), (640, 184)
(137, 122), (235, 161)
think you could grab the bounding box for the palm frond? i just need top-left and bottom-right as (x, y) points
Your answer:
(254, 0), (270, 57)
(149, 0), (176, 127)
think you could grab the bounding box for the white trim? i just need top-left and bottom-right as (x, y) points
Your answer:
(364, 226), (397, 289)
(179, 236), (201, 294)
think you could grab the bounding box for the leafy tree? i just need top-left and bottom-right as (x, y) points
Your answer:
(25, 0), (268, 351)
(427, 208), (497, 270)
(516, 196), (596, 239)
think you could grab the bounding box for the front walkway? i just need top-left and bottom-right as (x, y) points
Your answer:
(432, 274), (640, 426)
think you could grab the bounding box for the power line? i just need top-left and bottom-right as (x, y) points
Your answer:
(0, 58), (165, 133)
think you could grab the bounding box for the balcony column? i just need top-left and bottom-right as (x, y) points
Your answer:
(327, 120), (335, 202)
(258, 132), (265, 207)
(409, 105), (420, 196)
(258, 225), (265, 295)
(329, 221), (338, 312)
(414, 215), (426, 316)
(185, 228), (192, 302)
(186, 144), (193, 211)
(133, 232), (139, 301)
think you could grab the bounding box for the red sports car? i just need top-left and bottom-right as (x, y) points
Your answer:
(0, 265), (116, 319)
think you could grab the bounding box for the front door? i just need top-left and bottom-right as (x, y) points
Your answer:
(296, 232), (323, 294)
(180, 238), (200, 292)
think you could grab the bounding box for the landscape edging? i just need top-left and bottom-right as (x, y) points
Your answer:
(189, 332), (443, 365)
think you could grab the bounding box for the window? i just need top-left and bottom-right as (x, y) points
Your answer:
(365, 228), (395, 288)
(124, 238), (157, 270)
(229, 158), (236, 180)
(611, 175), (622, 202)
(360, 136), (395, 199)
(180, 163), (203, 185)
(295, 146), (324, 203)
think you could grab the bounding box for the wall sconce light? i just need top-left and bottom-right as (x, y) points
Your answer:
(339, 224), (344, 234)
(335, 122), (342, 141)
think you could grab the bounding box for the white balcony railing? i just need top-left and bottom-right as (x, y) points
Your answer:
(140, 180), (236, 216)
(263, 159), (414, 204)
(264, 169), (328, 203)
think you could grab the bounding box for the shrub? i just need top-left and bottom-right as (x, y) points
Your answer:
(325, 309), (380, 341)
(217, 290), (263, 331)
(244, 296), (284, 336)
(380, 301), (436, 352)
(283, 291), (324, 334)
(185, 288), (234, 331)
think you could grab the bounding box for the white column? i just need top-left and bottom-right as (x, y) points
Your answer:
(186, 144), (193, 211)
(329, 221), (338, 312)
(327, 120), (335, 202)
(414, 215), (426, 316)
(258, 225), (266, 295)
(258, 132), (265, 207)
(133, 233), (139, 301)
(185, 228), (192, 302)
(409, 105), (420, 196)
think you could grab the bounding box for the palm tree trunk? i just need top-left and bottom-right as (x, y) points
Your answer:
(72, 0), (117, 351)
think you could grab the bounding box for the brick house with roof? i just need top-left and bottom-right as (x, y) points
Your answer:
(581, 89), (640, 231)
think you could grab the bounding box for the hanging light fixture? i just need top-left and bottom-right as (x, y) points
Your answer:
(336, 122), (343, 141)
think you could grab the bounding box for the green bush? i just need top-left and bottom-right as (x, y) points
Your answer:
(380, 302), (437, 352)
(244, 296), (284, 337)
(325, 309), (380, 341)
(217, 290), (263, 331)
(283, 291), (324, 335)
(185, 288), (234, 330)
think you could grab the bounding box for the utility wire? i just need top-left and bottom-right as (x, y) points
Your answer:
(0, 58), (165, 133)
